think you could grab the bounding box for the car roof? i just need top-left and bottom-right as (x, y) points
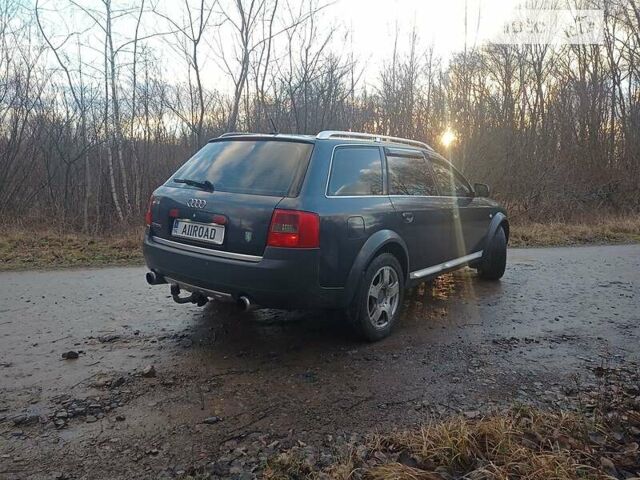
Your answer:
(210, 131), (436, 153)
(209, 133), (316, 144)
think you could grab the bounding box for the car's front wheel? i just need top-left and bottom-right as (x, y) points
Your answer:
(349, 253), (404, 341)
(477, 225), (507, 280)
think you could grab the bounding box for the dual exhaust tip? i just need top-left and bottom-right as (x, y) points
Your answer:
(145, 270), (254, 311)
(146, 271), (165, 285)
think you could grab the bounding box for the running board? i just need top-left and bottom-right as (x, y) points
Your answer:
(409, 251), (483, 280)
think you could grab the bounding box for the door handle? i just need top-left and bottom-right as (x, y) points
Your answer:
(402, 212), (414, 223)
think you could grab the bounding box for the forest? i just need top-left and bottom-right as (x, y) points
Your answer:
(1, 0), (639, 233)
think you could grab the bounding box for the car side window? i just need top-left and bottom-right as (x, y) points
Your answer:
(387, 153), (437, 196)
(327, 146), (383, 196)
(430, 160), (473, 197)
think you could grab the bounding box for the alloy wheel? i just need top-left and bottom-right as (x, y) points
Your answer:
(367, 266), (400, 329)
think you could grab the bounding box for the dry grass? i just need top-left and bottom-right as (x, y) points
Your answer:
(510, 216), (640, 247)
(0, 227), (144, 271)
(264, 406), (639, 479)
(0, 215), (638, 271)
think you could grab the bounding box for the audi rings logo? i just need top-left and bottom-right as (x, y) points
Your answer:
(187, 198), (207, 209)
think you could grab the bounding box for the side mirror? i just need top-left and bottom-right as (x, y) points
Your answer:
(474, 183), (490, 197)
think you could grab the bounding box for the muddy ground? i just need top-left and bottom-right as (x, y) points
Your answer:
(1, 245), (639, 479)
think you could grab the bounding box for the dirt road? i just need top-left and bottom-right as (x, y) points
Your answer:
(1, 245), (639, 479)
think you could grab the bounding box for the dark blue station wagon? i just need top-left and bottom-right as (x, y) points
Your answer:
(144, 131), (508, 341)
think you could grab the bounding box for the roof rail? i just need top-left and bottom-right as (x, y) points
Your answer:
(316, 130), (433, 151)
(210, 132), (317, 143)
(218, 132), (256, 137)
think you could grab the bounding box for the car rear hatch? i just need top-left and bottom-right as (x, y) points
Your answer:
(149, 137), (314, 257)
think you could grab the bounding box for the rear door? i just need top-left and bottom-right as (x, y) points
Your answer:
(320, 144), (393, 287)
(385, 148), (451, 272)
(429, 156), (490, 259)
(150, 139), (314, 257)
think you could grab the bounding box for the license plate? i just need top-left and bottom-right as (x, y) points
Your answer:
(172, 219), (225, 245)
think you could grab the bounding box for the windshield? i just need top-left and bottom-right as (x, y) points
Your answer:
(168, 139), (313, 197)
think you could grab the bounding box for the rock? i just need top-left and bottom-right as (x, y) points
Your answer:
(98, 334), (120, 343)
(85, 415), (97, 423)
(61, 351), (79, 360)
(211, 461), (230, 476)
(111, 376), (126, 388)
(398, 450), (418, 468)
(623, 442), (638, 453)
(589, 431), (607, 446)
(72, 406), (86, 415)
(93, 376), (112, 388)
(600, 457), (617, 477)
(434, 466), (453, 480)
(203, 416), (222, 424)
(464, 410), (480, 419)
(141, 365), (156, 378)
(300, 371), (317, 383)
(11, 412), (39, 426)
(115, 415), (126, 422)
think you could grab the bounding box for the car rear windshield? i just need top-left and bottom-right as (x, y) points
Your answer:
(168, 139), (314, 197)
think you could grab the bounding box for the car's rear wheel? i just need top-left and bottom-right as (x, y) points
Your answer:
(349, 253), (404, 341)
(477, 225), (507, 280)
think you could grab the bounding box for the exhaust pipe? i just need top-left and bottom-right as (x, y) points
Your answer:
(146, 271), (166, 285)
(238, 296), (255, 312)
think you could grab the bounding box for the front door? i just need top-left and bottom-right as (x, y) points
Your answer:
(429, 156), (490, 259)
(385, 148), (451, 273)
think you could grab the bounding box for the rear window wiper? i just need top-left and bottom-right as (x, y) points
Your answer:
(173, 178), (214, 192)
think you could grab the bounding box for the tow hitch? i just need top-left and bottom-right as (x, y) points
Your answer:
(170, 284), (208, 306)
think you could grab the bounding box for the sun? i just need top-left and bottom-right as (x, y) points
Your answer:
(440, 128), (457, 148)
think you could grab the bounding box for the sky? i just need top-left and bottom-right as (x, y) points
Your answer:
(33, 0), (526, 93)
(335, 0), (515, 56)
(330, 0), (519, 85)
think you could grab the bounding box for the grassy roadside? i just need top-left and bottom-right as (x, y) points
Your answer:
(0, 228), (144, 271)
(0, 216), (639, 271)
(263, 363), (640, 480)
(265, 407), (640, 480)
(509, 216), (640, 247)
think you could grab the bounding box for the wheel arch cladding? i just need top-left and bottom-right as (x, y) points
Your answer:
(486, 212), (509, 246)
(501, 219), (510, 243)
(374, 243), (408, 281)
(344, 230), (410, 304)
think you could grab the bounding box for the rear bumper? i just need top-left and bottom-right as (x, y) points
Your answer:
(143, 233), (346, 309)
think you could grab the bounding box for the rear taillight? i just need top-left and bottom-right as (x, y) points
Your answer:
(267, 209), (319, 248)
(145, 196), (155, 226)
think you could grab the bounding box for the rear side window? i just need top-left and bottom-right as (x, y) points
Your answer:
(431, 160), (473, 197)
(387, 154), (437, 196)
(169, 140), (313, 197)
(327, 146), (383, 196)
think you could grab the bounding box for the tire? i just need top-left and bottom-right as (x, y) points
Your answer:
(478, 225), (507, 280)
(348, 253), (405, 342)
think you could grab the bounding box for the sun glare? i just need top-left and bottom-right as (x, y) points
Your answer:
(440, 128), (457, 148)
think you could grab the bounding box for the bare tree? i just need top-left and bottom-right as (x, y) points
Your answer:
(1, 0), (639, 232)
(154, 0), (218, 146)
